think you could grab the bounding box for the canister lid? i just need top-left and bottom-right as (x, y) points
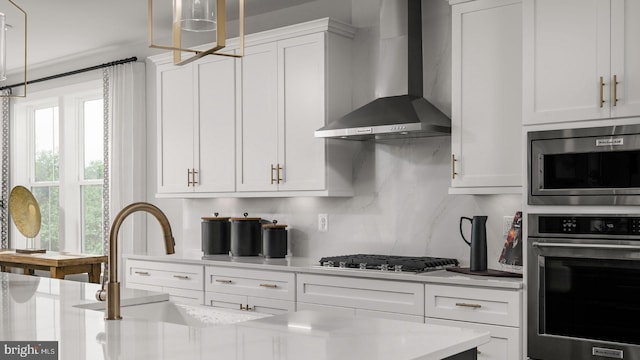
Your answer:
(263, 224), (287, 229)
(201, 212), (230, 221)
(201, 216), (231, 221)
(229, 212), (261, 221)
(263, 220), (287, 229)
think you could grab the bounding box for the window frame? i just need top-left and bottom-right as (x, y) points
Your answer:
(11, 79), (104, 253)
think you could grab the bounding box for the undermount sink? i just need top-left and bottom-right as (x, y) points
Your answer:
(82, 301), (271, 328)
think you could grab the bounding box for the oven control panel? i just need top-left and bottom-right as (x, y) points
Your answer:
(538, 215), (640, 236)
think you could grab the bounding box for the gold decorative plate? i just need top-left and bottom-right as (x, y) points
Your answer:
(9, 186), (41, 238)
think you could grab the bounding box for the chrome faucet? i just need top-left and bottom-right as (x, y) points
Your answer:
(96, 202), (175, 320)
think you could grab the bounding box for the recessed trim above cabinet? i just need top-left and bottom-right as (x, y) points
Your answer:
(149, 18), (356, 198)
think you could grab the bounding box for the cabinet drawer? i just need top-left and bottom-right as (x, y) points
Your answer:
(425, 317), (521, 360)
(126, 259), (204, 291)
(425, 284), (521, 327)
(205, 266), (295, 301)
(297, 274), (424, 316)
(166, 288), (204, 305)
(205, 291), (294, 315)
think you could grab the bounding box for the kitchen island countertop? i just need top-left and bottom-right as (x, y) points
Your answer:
(0, 272), (489, 359)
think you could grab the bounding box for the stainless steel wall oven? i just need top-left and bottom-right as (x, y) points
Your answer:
(528, 214), (640, 360)
(528, 124), (640, 205)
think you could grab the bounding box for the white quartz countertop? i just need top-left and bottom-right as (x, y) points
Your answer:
(0, 273), (489, 360)
(124, 253), (523, 289)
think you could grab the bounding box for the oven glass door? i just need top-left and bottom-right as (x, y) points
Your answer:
(541, 256), (640, 345)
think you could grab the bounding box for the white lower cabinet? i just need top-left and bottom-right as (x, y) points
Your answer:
(296, 274), (424, 322)
(425, 283), (522, 360)
(204, 266), (296, 315)
(124, 259), (205, 305)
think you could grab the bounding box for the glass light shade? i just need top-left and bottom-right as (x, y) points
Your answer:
(0, 13), (6, 81)
(181, 0), (217, 32)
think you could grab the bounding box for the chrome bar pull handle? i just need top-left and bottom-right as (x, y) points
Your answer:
(455, 302), (482, 309)
(215, 279), (233, 284)
(613, 74), (619, 106)
(173, 275), (190, 280)
(452, 154), (458, 179)
(532, 242), (640, 251)
(192, 168), (198, 185)
(600, 76), (605, 108)
(259, 283), (278, 288)
(134, 271), (150, 276)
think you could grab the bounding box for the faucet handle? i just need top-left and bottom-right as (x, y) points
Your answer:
(96, 288), (106, 301)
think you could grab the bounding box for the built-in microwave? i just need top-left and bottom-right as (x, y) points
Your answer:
(528, 124), (640, 205)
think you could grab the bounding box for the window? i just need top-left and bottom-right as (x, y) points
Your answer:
(12, 80), (104, 254)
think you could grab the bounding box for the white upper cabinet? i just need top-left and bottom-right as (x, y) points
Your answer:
(195, 56), (237, 193)
(152, 19), (355, 198)
(236, 42), (279, 192)
(523, 0), (640, 124)
(157, 64), (196, 193)
(155, 55), (236, 194)
(237, 33), (329, 193)
(611, 0), (640, 118)
(450, 0), (523, 194)
(237, 28), (354, 196)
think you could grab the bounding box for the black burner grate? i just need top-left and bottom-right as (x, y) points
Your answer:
(318, 254), (459, 272)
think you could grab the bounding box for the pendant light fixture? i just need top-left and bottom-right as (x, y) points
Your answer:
(0, 0), (27, 97)
(149, 0), (244, 66)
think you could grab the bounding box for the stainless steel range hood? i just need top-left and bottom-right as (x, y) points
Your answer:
(315, 0), (450, 141)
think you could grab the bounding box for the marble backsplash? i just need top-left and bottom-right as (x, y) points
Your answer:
(174, 137), (522, 270)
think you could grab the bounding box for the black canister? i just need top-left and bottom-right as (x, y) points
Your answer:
(229, 213), (262, 256)
(262, 220), (288, 258)
(201, 213), (231, 255)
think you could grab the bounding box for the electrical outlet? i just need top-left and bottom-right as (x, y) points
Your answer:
(318, 214), (328, 232)
(503, 216), (513, 237)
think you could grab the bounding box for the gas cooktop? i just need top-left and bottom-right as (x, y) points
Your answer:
(318, 254), (459, 273)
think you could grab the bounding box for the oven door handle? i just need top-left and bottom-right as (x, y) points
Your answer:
(531, 242), (640, 251)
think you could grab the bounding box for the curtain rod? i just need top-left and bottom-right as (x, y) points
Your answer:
(0, 56), (138, 91)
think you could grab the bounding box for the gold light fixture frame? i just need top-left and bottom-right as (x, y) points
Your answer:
(1, 0), (27, 98)
(149, 0), (244, 66)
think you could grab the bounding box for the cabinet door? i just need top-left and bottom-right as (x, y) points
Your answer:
(195, 56), (237, 192)
(277, 33), (327, 191)
(236, 42), (279, 192)
(610, 0), (640, 118)
(157, 64), (195, 193)
(523, 0), (611, 124)
(450, 0), (522, 191)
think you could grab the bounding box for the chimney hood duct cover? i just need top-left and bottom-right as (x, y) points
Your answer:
(315, 0), (450, 141)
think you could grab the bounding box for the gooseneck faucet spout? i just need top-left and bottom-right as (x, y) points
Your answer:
(96, 202), (175, 320)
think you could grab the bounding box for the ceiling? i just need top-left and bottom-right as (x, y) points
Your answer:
(2, 0), (315, 73)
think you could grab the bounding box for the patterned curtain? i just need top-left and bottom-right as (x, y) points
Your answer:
(101, 62), (147, 281)
(1, 90), (10, 249)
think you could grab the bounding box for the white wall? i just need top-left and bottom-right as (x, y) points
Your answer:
(142, 0), (523, 270)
